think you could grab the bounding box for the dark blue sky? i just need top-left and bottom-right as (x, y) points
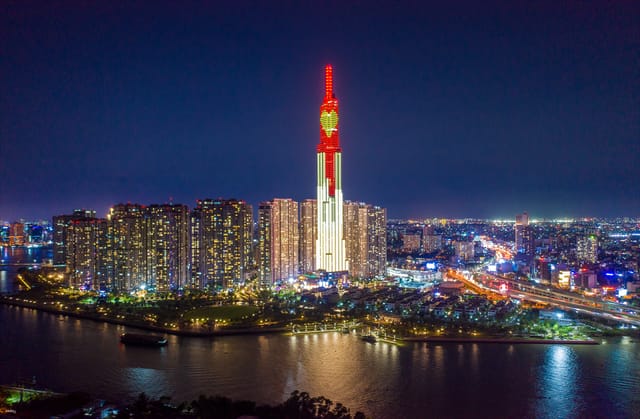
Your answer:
(1, 1), (638, 221)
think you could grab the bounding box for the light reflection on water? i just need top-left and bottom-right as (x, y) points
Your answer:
(123, 367), (168, 397)
(1, 305), (640, 418)
(0, 271), (7, 294)
(537, 346), (579, 418)
(0, 245), (53, 293)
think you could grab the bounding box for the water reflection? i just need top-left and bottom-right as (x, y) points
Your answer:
(0, 245), (53, 294)
(606, 336), (638, 393)
(1, 306), (639, 418)
(0, 270), (7, 294)
(537, 346), (579, 418)
(470, 343), (479, 374)
(124, 367), (169, 397)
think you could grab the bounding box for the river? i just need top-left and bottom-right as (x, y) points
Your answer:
(0, 245), (52, 294)
(1, 248), (639, 418)
(1, 305), (639, 418)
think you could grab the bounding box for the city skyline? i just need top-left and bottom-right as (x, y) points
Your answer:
(1, 2), (639, 221)
(1, 3), (640, 417)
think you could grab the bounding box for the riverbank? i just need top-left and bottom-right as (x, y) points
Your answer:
(403, 336), (600, 345)
(0, 296), (287, 337)
(2, 296), (606, 344)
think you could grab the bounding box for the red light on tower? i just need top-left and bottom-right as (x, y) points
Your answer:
(315, 64), (347, 272)
(318, 64), (341, 196)
(325, 65), (333, 98)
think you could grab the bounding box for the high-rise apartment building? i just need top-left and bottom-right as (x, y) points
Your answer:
(64, 204), (192, 292)
(147, 204), (190, 291)
(576, 235), (598, 263)
(343, 201), (387, 278)
(402, 233), (422, 252)
(191, 199), (253, 289)
(57, 201), (255, 293)
(367, 205), (387, 278)
(109, 204), (148, 291)
(454, 241), (475, 261)
(53, 209), (96, 265)
(316, 65), (347, 272)
(515, 212), (529, 253)
(190, 209), (202, 288)
(343, 202), (367, 277)
(257, 202), (272, 286)
(258, 199), (299, 285)
(515, 212), (534, 262)
(422, 225), (442, 253)
(299, 199), (317, 273)
(423, 234), (443, 253)
(66, 218), (109, 290)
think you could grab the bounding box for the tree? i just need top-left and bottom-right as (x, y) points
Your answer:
(131, 392), (149, 417)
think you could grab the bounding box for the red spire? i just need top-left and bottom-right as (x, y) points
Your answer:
(325, 65), (333, 98)
(318, 65), (340, 197)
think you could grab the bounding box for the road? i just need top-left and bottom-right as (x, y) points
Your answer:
(447, 268), (640, 326)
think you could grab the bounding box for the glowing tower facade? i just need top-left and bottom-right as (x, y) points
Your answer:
(316, 65), (347, 272)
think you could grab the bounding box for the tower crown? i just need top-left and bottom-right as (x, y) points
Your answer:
(318, 65), (340, 151)
(325, 65), (333, 99)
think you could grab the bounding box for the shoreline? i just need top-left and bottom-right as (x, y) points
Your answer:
(0, 297), (287, 337)
(0, 297), (604, 345)
(403, 336), (600, 345)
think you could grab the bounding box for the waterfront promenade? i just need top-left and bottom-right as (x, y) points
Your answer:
(1, 295), (602, 345)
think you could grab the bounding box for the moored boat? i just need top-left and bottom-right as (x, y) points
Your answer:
(120, 333), (167, 347)
(361, 334), (377, 343)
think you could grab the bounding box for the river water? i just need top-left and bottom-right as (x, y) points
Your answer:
(0, 245), (52, 294)
(1, 249), (639, 418)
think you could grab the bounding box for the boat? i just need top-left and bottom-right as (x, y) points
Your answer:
(120, 333), (167, 347)
(361, 334), (377, 343)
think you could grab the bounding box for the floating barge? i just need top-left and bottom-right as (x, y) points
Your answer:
(120, 333), (167, 347)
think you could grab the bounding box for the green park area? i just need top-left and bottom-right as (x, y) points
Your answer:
(183, 305), (259, 322)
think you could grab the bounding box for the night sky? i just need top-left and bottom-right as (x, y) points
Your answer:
(1, 1), (638, 221)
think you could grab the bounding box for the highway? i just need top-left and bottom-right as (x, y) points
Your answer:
(447, 268), (640, 326)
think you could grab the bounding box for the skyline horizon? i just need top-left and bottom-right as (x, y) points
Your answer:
(2, 194), (639, 224)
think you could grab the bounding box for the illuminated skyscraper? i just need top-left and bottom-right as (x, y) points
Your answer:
(257, 202), (272, 286)
(515, 212), (534, 269)
(454, 241), (475, 261)
(515, 213), (534, 253)
(147, 204), (190, 291)
(258, 199), (299, 285)
(62, 203), (191, 293)
(343, 201), (387, 278)
(191, 199), (253, 289)
(190, 210), (202, 288)
(367, 206), (387, 277)
(299, 199), (317, 273)
(316, 65), (347, 272)
(422, 225), (442, 253)
(52, 209), (96, 265)
(577, 235), (598, 263)
(109, 204), (148, 291)
(66, 217), (109, 290)
(343, 202), (363, 276)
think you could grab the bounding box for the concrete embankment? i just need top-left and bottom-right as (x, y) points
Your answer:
(403, 336), (600, 345)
